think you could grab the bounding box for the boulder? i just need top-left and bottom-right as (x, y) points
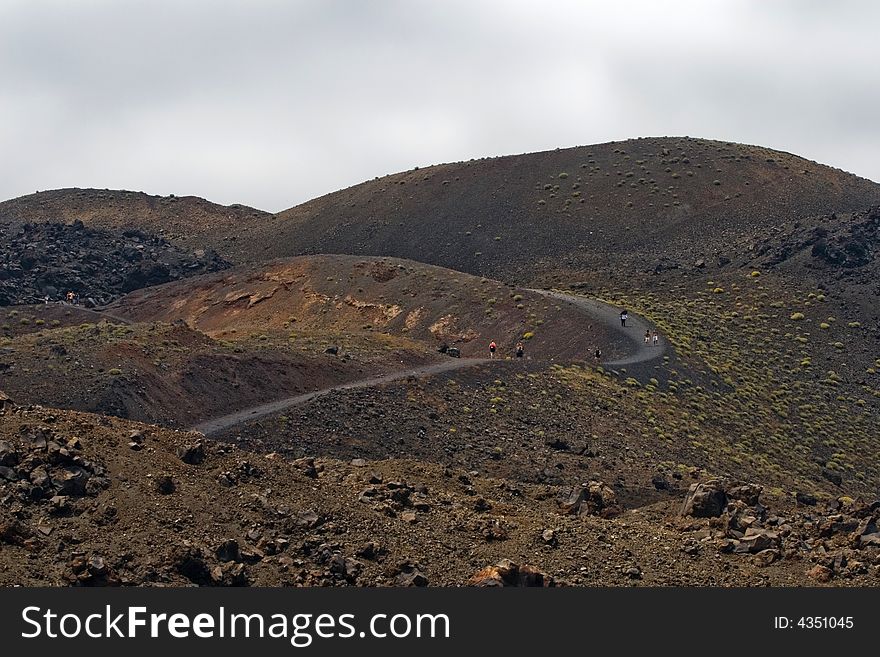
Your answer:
(796, 492), (818, 506)
(0, 440), (18, 466)
(154, 475), (175, 495)
(560, 480), (622, 519)
(394, 563), (428, 587)
(727, 483), (763, 506)
(469, 559), (555, 587)
(215, 539), (241, 563)
(680, 479), (728, 517)
(806, 564), (833, 583)
(737, 528), (781, 554)
(177, 442), (206, 465)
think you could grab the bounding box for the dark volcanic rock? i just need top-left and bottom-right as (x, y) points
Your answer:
(0, 221), (229, 306)
(681, 479), (728, 517)
(559, 480), (622, 519)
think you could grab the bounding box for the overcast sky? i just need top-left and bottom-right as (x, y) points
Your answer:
(1, 0), (878, 212)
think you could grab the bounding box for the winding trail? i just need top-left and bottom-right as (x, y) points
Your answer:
(186, 290), (666, 436)
(531, 289), (667, 367)
(192, 357), (488, 437)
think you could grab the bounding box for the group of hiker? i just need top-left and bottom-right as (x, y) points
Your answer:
(487, 340), (525, 360)
(620, 308), (661, 346)
(478, 307), (660, 364)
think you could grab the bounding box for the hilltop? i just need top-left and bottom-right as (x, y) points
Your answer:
(268, 137), (880, 286)
(109, 255), (622, 360)
(5, 139), (879, 290)
(0, 188), (270, 263)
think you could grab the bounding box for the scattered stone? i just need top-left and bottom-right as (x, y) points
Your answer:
(66, 553), (119, 586)
(727, 483), (763, 506)
(559, 480), (621, 518)
(469, 559), (555, 587)
(177, 442), (206, 465)
(651, 474), (670, 491)
(624, 566), (642, 580)
(736, 528), (781, 554)
(356, 542), (385, 561)
(293, 457), (319, 479)
(154, 475), (175, 495)
(806, 564), (833, 583)
(541, 529), (558, 547)
(0, 518), (32, 545)
(210, 562), (249, 586)
(127, 430), (145, 451)
(0, 440), (18, 466)
(796, 492), (818, 507)
(173, 547), (212, 585)
(753, 549), (779, 567)
(395, 563), (428, 587)
(0, 221), (229, 305)
(681, 479), (728, 517)
(472, 496), (492, 512)
(215, 539), (241, 563)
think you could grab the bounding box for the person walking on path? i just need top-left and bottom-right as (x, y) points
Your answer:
(594, 347), (601, 362)
(515, 342), (524, 358)
(644, 329), (651, 345)
(489, 341), (497, 359)
(652, 331), (659, 347)
(620, 309), (628, 327)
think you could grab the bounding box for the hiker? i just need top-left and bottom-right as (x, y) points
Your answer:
(644, 329), (651, 345)
(620, 309), (628, 327)
(66, 291), (75, 305)
(594, 347), (601, 361)
(515, 342), (524, 358)
(652, 331), (659, 347)
(489, 340), (497, 359)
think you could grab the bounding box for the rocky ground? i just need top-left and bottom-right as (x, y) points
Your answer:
(0, 139), (878, 588)
(0, 221), (229, 306)
(1, 402), (878, 587)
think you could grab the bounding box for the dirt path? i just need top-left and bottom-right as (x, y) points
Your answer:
(188, 290), (665, 436)
(192, 357), (489, 436)
(530, 289), (667, 367)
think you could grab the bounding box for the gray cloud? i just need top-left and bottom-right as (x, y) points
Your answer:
(1, 0), (878, 212)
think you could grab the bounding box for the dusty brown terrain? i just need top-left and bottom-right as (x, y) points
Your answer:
(2, 403), (878, 587)
(0, 316), (439, 428)
(1, 138), (878, 587)
(109, 255), (622, 360)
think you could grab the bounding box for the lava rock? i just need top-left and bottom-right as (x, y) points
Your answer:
(680, 479), (728, 518)
(560, 480), (622, 519)
(469, 559), (555, 587)
(177, 442), (206, 465)
(394, 563), (428, 587)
